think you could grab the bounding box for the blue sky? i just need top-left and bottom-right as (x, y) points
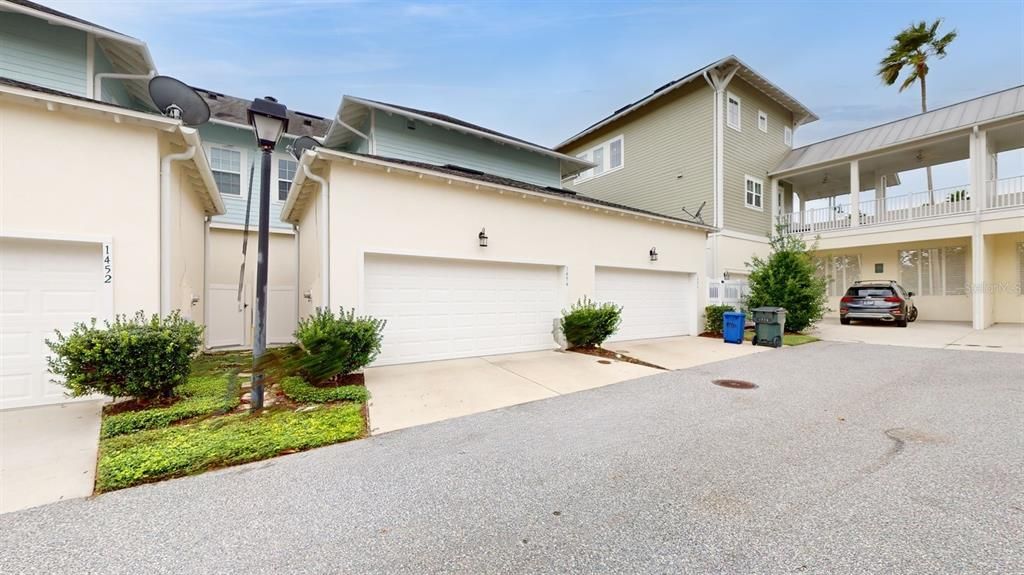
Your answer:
(59, 0), (1023, 189)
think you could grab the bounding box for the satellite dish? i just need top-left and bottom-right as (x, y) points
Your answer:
(148, 75), (210, 127)
(289, 135), (319, 161)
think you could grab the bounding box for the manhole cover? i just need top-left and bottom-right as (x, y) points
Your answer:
(712, 379), (758, 390)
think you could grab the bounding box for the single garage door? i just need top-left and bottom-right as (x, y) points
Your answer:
(595, 266), (694, 342)
(364, 254), (562, 365)
(1, 237), (107, 409)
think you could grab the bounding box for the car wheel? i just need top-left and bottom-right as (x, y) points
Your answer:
(840, 317), (851, 325)
(908, 307), (918, 322)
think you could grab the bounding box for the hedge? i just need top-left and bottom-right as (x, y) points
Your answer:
(100, 374), (239, 439)
(279, 376), (369, 404)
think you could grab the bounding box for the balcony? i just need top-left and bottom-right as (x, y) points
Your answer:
(777, 176), (1023, 236)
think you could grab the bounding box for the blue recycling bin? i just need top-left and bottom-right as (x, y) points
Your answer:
(723, 311), (745, 344)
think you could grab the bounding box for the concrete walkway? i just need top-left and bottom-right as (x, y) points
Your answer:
(0, 400), (102, 514)
(812, 317), (1023, 353)
(366, 336), (765, 433)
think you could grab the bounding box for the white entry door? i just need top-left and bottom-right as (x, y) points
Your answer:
(364, 254), (563, 365)
(1, 237), (108, 409)
(594, 266), (694, 342)
(207, 284), (245, 348)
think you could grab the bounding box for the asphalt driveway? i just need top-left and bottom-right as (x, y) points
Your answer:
(1, 342), (1022, 574)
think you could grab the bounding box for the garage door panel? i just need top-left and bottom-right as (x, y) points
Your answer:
(365, 255), (562, 365)
(595, 267), (693, 342)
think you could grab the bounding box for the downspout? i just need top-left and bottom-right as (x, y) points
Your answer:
(702, 65), (737, 281)
(203, 216), (211, 348)
(160, 145), (196, 315)
(293, 224), (301, 326)
(302, 164), (330, 309)
(94, 70), (156, 101)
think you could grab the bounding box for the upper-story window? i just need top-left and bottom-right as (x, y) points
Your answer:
(574, 135), (625, 183)
(744, 175), (763, 210)
(757, 110), (768, 133)
(210, 147), (242, 196)
(784, 126), (793, 147)
(726, 93), (741, 131)
(277, 158), (298, 202)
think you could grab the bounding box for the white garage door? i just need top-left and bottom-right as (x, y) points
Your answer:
(1, 238), (108, 409)
(364, 254), (562, 365)
(595, 266), (693, 342)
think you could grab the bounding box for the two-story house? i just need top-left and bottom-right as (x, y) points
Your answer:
(192, 88), (331, 349)
(0, 0), (223, 409)
(556, 56), (818, 303)
(281, 96), (715, 365)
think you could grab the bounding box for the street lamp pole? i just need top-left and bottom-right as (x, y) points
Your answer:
(247, 96), (288, 411)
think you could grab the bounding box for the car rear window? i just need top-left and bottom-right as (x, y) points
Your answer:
(846, 287), (896, 297)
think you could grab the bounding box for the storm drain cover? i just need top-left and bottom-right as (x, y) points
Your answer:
(712, 379), (758, 390)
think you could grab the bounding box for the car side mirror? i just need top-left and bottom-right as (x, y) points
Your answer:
(907, 291), (915, 297)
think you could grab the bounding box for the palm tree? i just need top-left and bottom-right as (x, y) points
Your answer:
(878, 19), (957, 199)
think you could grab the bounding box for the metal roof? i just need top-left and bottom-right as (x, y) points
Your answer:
(556, 55), (818, 151)
(773, 85), (1024, 175)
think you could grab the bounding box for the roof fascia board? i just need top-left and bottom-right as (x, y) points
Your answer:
(0, 82), (177, 128)
(179, 126), (226, 215)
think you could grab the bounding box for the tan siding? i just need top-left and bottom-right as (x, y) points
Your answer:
(561, 82), (714, 222)
(722, 78), (794, 237)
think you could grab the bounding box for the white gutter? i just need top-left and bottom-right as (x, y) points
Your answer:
(203, 216), (211, 348)
(335, 114), (369, 141)
(160, 145), (196, 315)
(301, 160), (331, 309)
(93, 70), (155, 101)
(293, 224), (301, 322)
(179, 126), (226, 215)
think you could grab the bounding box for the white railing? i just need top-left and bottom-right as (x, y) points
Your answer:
(778, 184), (971, 235)
(707, 280), (749, 305)
(986, 175), (1024, 209)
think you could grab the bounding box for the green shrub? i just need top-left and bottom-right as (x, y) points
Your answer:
(746, 233), (828, 333)
(703, 304), (736, 334)
(294, 308), (386, 383)
(96, 403), (364, 492)
(46, 311), (204, 401)
(279, 376), (368, 404)
(560, 296), (622, 347)
(100, 374), (239, 439)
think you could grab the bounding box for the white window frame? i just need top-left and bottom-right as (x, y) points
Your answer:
(744, 175), (764, 211)
(757, 110), (768, 133)
(573, 134), (625, 184)
(726, 92), (741, 132)
(208, 145), (245, 197)
(784, 126), (793, 147)
(275, 155), (298, 203)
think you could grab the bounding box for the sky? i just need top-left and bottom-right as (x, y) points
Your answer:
(56, 0), (1024, 192)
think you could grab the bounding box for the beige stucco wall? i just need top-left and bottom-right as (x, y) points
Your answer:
(561, 81), (714, 220)
(815, 236), (974, 322)
(714, 234), (771, 279)
(722, 77), (795, 237)
(0, 101), (161, 314)
(295, 189), (322, 319)
(165, 141), (208, 324)
(305, 162), (708, 327)
(990, 232), (1024, 323)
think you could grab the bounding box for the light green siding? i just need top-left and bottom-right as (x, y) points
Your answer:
(0, 12), (87, 95)
(562, 81), (715, 221)
(94, 47), (133, 107)
(372, 112), (560, 187)
(722, 78), (794, 237)
(198, 123), (293, 231)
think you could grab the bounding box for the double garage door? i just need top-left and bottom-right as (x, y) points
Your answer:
(363, 255), (694, 365)
(1, 238), (107, 409)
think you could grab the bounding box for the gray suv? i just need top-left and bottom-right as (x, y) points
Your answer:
(839, 280), (918, 327)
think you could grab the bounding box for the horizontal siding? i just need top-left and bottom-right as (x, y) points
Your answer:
(198, 123), (292, 230)
(94, 46), (133, 107)
(0, 13), (86, 96)
(722, 78), (794, 237)
(372, 112), (560, 187)
(562, 81), (715, 221)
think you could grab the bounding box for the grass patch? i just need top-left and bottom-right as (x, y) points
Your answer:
(100, 374), (239, 439)
(279, 376), (369, 404)
(96, 403), (364, 492)
(743, 332), (820, 346)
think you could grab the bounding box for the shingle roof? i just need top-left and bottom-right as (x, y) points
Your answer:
(3, 0), (129, 38)
(347, 152), (713, 229)
(773, 85), (1024, 175)
(193, 87), (332, 138)
(0, 75), (143, 113)
(360, 98), (546, 149)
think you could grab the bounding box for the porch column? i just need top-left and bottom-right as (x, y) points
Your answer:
(874, 174), (886, 220)
(849, 160), (860, 228)
(969, 128), (986, 329)
(769, 177), (779, 234)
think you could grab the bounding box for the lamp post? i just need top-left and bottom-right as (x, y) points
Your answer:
(247, 96), (288, 411)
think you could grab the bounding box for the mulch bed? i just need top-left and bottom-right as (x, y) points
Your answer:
(312, 372), (365, 388)
(103, 396), (180, 416)
(568, 346), (667, 370)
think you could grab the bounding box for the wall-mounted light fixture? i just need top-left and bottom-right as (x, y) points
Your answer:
(649, 247), (658, 262)
(723, 270), (730, 281)
(303, 290), (313, 302)
(479, 228), (488, 248)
